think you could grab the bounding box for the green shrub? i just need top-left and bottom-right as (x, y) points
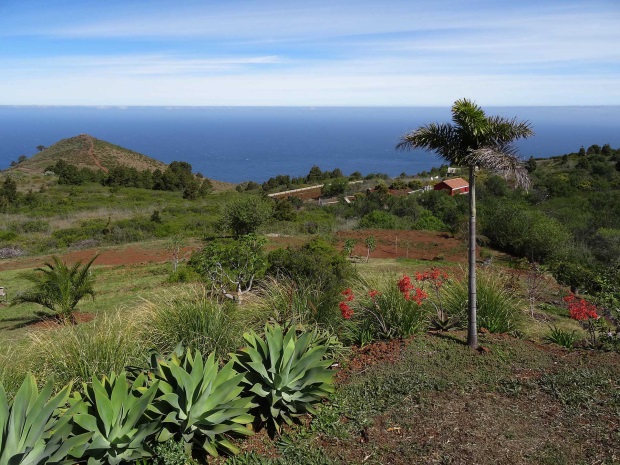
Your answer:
(441, 270), (523, 333)
(153, 439), (192, 465)
(359, 210), (399, 229)
(233, 324), (335, 435)
(0, 230), (18, 242)
(268, 238), (355, 295)
(137, 286), (244, 359)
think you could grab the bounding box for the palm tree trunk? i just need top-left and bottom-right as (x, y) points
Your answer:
(467, 165), (478, 348)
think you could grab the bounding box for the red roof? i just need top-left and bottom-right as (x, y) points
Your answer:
(439, 177), (469, 189)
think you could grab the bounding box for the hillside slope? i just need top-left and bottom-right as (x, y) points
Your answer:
(9, 134), (167, 174)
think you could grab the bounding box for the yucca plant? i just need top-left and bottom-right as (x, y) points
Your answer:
(151, 349), (254, 457)
(0, 375), (92, 465)
(69, 372), (160, 465)
(233, 324), (335, 435)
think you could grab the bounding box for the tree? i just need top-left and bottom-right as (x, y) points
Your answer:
(397, 98), (533, 348)
(364, 235), (376, 262)
(525, 156), (537, 173)
(36, 145), (46, 152)
(189, 235), (267, 302)
(11, 255), (98, 322)
(0, 176), (18, 204)
(219, 196), (273, 238)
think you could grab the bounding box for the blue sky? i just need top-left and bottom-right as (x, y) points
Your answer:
(0, 0), (618, 106)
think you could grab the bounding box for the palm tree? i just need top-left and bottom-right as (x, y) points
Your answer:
(397, 99), (533, 348)
(12, 254), (98, 322)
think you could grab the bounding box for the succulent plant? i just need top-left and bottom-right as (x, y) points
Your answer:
(151, 349), (254, 457)
(233, 324), (335, 435)
(0, 374), (91, 465)
(70, 372), (160, 465)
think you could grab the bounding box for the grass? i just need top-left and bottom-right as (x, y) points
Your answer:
(135, 285), (248, 359)
(225, 333), (620, 464)
(0, 261), (171, 343)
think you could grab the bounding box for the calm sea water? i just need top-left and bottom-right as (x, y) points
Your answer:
(1, 106), (619, 183)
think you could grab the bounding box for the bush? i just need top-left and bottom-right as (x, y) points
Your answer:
(359, 210), (399, 229)
(219, 196), (273, 238)
(441, 270), (523, 334)
(267, 238), (356, 316)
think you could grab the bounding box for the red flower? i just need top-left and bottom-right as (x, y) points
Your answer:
(564, 293), (598, 321)
(339, 301), (354, 319)
(341, 288), (355, 302)
(368, 289), (381, 299)
(397, 275), (427, 304)
(398, 275), (413, 295)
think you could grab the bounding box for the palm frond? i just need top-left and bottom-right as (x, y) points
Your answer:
(396, 123), (461, 163)
(486, 115), (534, 143)
(467, 145), (531, 190)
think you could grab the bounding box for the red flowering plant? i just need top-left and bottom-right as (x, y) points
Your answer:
(564, 293), (600, 347)
(340, 274), (433, 342)
(339, 288), (355, 320)
(412, 268), (458, 331)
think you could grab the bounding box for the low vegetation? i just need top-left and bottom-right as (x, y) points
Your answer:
(1, 132), (620, 464)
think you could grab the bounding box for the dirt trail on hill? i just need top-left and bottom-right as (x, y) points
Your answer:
(82, 135), (108, 173)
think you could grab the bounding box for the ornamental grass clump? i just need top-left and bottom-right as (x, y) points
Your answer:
(233, 323), (335, 436)
(137, 285), (245, 360)
(26, 310), (146, 388)
(441, 269), (523, 334)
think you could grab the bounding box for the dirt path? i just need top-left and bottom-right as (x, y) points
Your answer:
(81, 134), (108, 173)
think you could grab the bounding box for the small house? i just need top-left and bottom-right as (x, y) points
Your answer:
(433, 177), (469, 196)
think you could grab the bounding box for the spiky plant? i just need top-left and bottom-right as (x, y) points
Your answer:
(11, 254), (98, 322)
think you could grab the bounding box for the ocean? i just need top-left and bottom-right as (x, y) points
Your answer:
(1, 106), (619, 183)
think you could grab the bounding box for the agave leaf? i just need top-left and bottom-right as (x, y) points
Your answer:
(189, 350), (205, 391)
(203, 439), (219, 457)
(90, 376), (115, 437)
(265, 326), (283, 372)
(249, 383), (269, 397)
(117, 380), (159, 439)
(200, 373), (245, 411)
(245, 361), (271, 381)
(216, 438), (240, 455)
(110, 373), (129, 424)
(6, 374), (35, 450)
(73, 413), (99, 433)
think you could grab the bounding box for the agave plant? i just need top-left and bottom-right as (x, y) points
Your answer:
(151, 349), (254, 457)
(233, 324), (335, 435)
(0, 375), (91, 465)
(69, 372), (160, 465)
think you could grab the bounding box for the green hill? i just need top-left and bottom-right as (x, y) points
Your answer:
(9, 134), (167, 174)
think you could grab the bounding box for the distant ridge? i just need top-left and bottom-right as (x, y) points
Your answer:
(9, 134), (168, 174)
